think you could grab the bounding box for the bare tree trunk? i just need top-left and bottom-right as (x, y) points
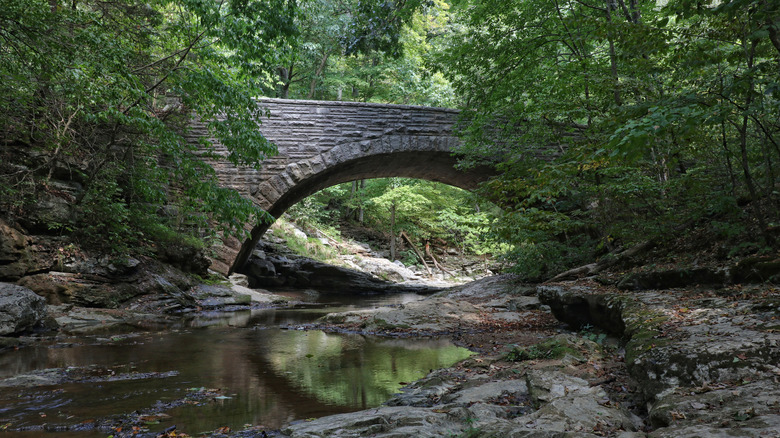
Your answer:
(721, 119), (738, 196)
(401, 231), (431, 276)
(348, 180), (365, 222)
(389, 203), (397, 260)
(739, 40), (759, 204)
(762, 0), (780, 57)
(358, 180), (365, 223)
(350, 180), (357, 220)
(425, 242), (453, 277)
(277, 66), (291, 99)
(308, 53), (330, 99)
(604, 1), (622, 106)
(738, 39), (774, 245)
(616, 0), (641, 24)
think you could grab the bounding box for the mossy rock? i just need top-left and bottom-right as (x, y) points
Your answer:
(505, 334), (591, 363)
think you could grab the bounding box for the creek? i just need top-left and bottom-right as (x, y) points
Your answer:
(0, 291), (473, 437)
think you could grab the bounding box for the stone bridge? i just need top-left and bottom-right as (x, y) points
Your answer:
(188, 98), (495, 274)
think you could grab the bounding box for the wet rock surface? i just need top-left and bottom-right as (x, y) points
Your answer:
(2, 219), (779, 438)
(283, 335), (641, 438)
(615, 257), (780, 291)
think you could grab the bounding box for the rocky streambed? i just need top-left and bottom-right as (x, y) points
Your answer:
(2, 255), (779, 437)
(279, 277), (780, 438)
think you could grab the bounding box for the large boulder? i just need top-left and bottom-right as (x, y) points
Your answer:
(156, 242), (210, 276)
(18, 190), (75, 234)
(0, 283), (46, 335)
(351, 256), (420, 282)
(243, 252), (442, 294)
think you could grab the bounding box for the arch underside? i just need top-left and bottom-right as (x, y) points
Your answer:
(268, 151), (488, 218)
(230, 150), (493, 273)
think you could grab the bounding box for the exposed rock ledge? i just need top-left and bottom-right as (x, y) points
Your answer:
(281, 279), (780, 437)
(538, 283), (780, 436)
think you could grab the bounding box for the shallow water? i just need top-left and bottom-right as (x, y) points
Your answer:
(0, 292), (473, 436)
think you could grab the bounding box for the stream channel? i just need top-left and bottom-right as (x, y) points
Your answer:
(0, 291), (474, 437)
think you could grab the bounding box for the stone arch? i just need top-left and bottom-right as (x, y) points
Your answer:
(193, 98), (500, 274)
(230, 140), (493, 273)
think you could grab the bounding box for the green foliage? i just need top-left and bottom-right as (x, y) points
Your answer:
(288, 194), (339, 230)
(436, 0), (779, 278)
(580, 325), (608, 346)
(271, 219), (339, 262)
(0, 0), (296, 254)
(277, 0), (457, 105)
(297, 178), (502, 256)
(505, 339), (578, 362)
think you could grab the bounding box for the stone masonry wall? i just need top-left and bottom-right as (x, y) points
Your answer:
(185, 99), (490, 274)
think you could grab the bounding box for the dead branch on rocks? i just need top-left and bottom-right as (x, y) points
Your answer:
(400, 231), (432, 276)
(547, 240), (654, 283)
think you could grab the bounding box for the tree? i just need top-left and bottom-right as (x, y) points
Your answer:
(275, 0), (456, 105)
(438, 0), (779, 279)
(0, 0), (299, 253)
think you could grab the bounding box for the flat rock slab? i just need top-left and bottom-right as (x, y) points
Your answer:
(321, 297), (482, 332)
(283, 368), (640, 438)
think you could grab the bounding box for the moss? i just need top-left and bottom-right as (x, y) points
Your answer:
(235, 294), (252, 304)
(194, 272), (230, 286)
(371, 318), (410, 330)
(506, 336), (584, 362)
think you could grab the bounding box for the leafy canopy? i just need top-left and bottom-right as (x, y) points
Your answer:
(0, 0), (298, 252)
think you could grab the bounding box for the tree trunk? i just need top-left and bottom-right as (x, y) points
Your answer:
(308, 53), (330, 99)
(350, 180), (357, 220)
(401, 231), (431, 275)
(739, 40), (759, 204)
(762, 0), (780, 57)
(738, 39), (774, 245)
(277, 66), (291, 99)
(358, 180), (365, 223)
(604, 1), (622, 106)
(721, 119), (738, 196)
(389, 202), (397, 261)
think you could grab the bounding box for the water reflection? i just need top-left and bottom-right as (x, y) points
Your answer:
(0, 294), (472, 436)
(254, 330), (468, 408)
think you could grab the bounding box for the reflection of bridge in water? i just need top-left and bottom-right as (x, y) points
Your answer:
(190, 99), (494, 274)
